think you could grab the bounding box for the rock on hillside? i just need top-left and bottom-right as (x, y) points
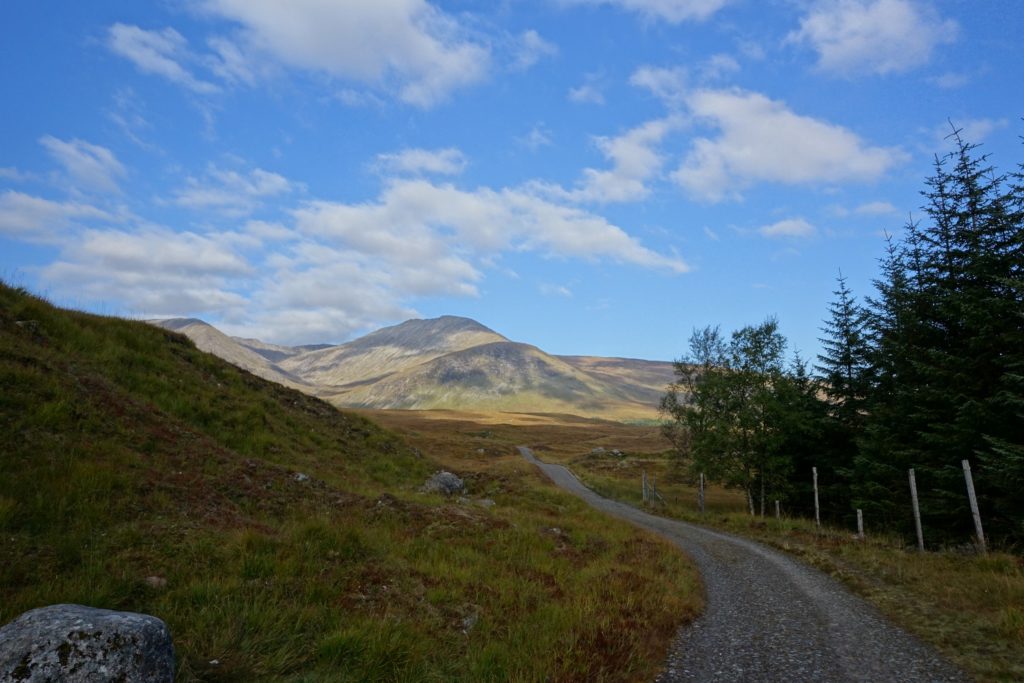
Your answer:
(0, 604), (174, 682)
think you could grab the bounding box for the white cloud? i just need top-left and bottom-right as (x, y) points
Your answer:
(787, 0), (957, 76)
(560, 0), (732, 23)
(174, 165), (295, 216)
(42, 227), (251, 316)
(0, 191), (116, 242)
(375, 148), (467, 176)
(535, 116), (683, 204)
(943, 118), (1009, 145)
(703, 226), (719, 241)
(540, 283), (573, 297)
(673, 88), (906, 201)
(107, 24), (220, 94)
(700, 53), (740, 81)
(0, 167), (31, 182)
(336, 89), (387, 108)
(759, 218), (816, 238)
(512, 30), (558, 71)
(295, 178), (688, 273)
(206, 35), (259, 85)
(855, 200), (898, 215)
(39, 136), (126, 194)
(629, 65), (688, 106)
(568, 82), (605, 105)
(518, 124), (553, 150)
(199, 0), (490, 107)
(108, 88), (158, 151)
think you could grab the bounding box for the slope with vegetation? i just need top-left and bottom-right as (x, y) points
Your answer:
(0, 283), (700, 681)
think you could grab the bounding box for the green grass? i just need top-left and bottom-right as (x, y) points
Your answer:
(571, 448), (1024, 683)
(0, 283), (701, 682)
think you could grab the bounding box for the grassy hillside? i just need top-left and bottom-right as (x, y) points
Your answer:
(0, 283), (701, 682)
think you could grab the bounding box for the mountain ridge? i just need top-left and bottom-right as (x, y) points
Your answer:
(149, 315), (675, 419)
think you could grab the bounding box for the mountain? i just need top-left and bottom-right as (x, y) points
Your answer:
(149, 318), (310, 389)
(150, 315), (676, 420)
(279, 316), (508, 388)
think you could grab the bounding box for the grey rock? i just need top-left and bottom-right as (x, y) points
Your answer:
(461, 612), (479, 634)
(293, 472), (310, 483)
(590, 447), (606, 454)
(0, 604), (174, 682)
(422, 471), (465, 496)
(476, 498), (496, 509)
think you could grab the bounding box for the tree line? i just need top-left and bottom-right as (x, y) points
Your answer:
(661, 129), (1023, 547)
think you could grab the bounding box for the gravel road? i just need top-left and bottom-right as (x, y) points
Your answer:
(517, 446), (968, 683)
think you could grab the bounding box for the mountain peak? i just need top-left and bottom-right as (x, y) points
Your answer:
(353, 316), (506, 352)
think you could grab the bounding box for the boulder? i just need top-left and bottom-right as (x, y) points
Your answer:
(0, 604), (174, 682)
(422, 471), (465, 496)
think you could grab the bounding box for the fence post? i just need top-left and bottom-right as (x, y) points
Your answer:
(962, 460), (987, 554)
(774, 499), (780, 520)
(642, 470), (648, 503)
(698, 473), (705, 514)
(909, 468), (924, 552)
(813, 466), (820, 529)
(856, 509), (864, 541)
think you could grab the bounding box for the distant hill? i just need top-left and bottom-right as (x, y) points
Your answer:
(150, 315), (677, 420)
(149, 318), (310, 390)
(279, 316), (508, 388)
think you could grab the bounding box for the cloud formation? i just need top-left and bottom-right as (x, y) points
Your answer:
(673, 88), (906, 201)
(375, 148), (468, 176)
(512, 30), (558, 71)
(788, 0), (957, 76)
(42, 227), (251, 316)
(535, 117), (683, 204)
(173, 165), (295, 217)
(107, 24), (220, 94)
(630, 65), (688, 107)
(759, 217), (815, 238)
(198, 0), (491, 107)
(39, 136), (126, 194)
(0, 191), (116, 242)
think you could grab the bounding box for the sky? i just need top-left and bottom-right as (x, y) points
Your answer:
(1, 1), (1021, 363)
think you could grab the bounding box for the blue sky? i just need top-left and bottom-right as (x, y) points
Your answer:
(1, 1), (1021, 362)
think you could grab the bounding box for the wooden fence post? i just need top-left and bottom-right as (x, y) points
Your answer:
(909, 468), (924, 552)
(774, 500), (780, 520)
(856, 509), (864, 541)
(813, 466), (820, 529)
(698, 473), (705, 515)
(962, 460), (987, 554)
(642, 470), (648, 503)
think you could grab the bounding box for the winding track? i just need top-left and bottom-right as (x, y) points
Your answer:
(517, 446), (968, 683)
